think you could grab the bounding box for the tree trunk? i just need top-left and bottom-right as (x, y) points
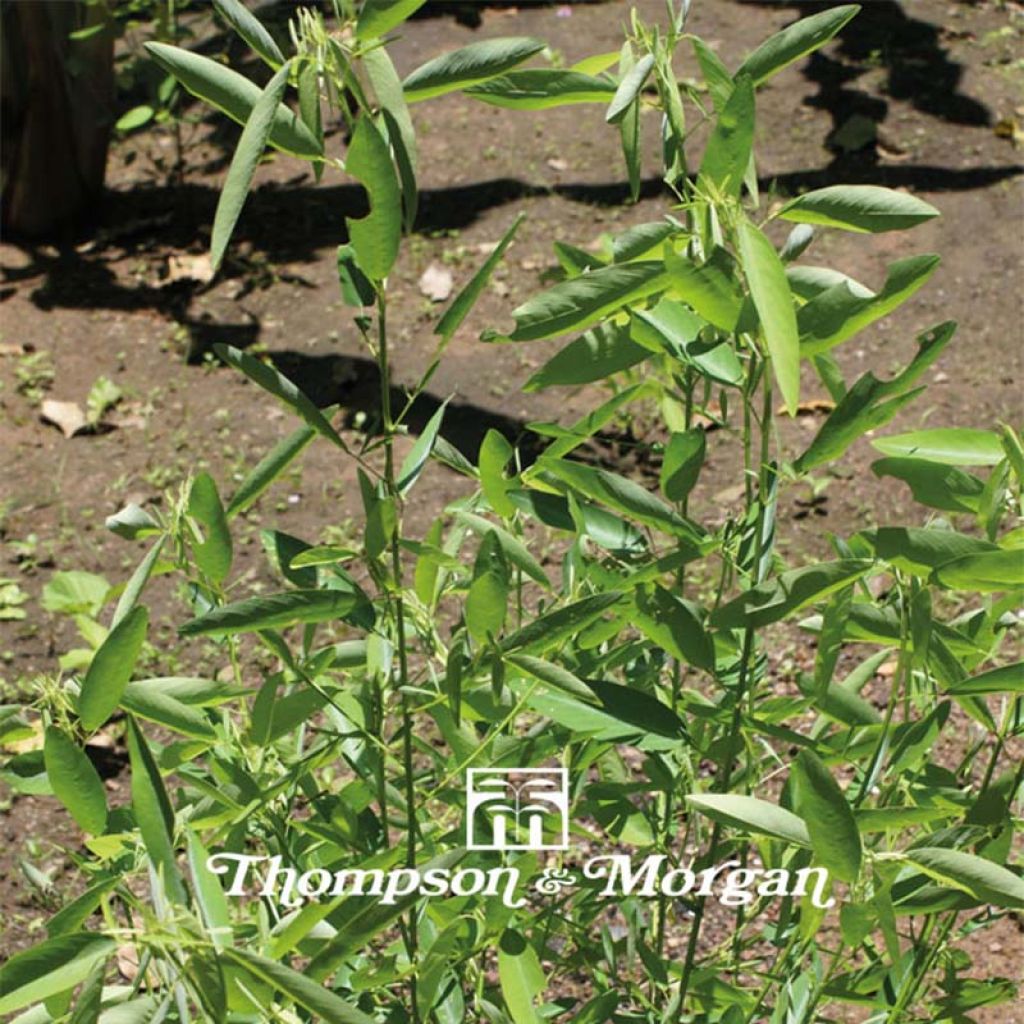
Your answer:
(1, 0), (114, 238)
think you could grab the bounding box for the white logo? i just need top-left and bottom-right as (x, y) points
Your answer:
(466, 768), (569, 851)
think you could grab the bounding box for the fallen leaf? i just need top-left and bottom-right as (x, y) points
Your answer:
(41, 399), (88, 438)
(547, 157), (569, 172)
(418, 263), (453, 303)
(0, 343), (29, 357)
(994, 116), (1023, 148)
(781, 398), (836, 416)
(165, 252), (215, 284)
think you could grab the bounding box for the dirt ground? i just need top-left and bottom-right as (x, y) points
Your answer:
(0, 0), (1022, 1011)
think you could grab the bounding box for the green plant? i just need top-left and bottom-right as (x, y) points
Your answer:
(3, 3), (1022, 1023)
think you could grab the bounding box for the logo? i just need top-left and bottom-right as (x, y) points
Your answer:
(466, 768), (569, 851)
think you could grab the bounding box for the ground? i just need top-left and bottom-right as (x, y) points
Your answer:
(0, 0), (1021, 1011)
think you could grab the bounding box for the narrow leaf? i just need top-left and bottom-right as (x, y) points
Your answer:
(44, 727), (107, 835)
(78, 605), (148, 732)
(794, 750), (862, 883)
(687, 793), (810, 846)
(179, 590), (356, 636)
(404, 37), (545, 102)
(779, 184), (939, 234)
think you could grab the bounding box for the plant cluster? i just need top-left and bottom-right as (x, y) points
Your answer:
(1, 2), (1021, 1023)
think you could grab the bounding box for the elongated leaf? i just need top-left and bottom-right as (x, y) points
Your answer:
(0, 934), (116, 1015)
(111, 535), (165, 627)
(186, 833), (232, 949)
(698, 75), (754, 199)
(227, 423), (316, 517)
(540, 381), (649, 461)
(503, 262), (668, 342)
(687, 793), (810, 846)
(736, 4), (860, 84)
(794, 750), (862, 883)
(437, 214), (524, 340)
(44, 727), (107, 835)
(216, 344), (346, 450)
(189, 472), (233, 583)
(478, 430), (516, 519)
(934, 550), (1024, 592)
(499, 930), (545, 1024)
(712, 559), (873, 629)
(121, 683), (217, 740)
(509, 488), (646, 554)
(612, 221), (676, 263)
(660, 428), (705, 503)
(455, 511), (549, 586)
(356, 0), (428, 40)
(589, 678), (688, 739)
(180, 590), (356, 636)
(871, 456), (984, 513)
(899, 848), (1024, 909)
(664, 247), (744, 332)
(128, 676), (245, 705)
(398, 400), (447, 495)
(144, 43), (321, 157)
(779, 184), (939, 234)
(404, 37), (545, 102)
(213, 0), (283, 67)
(500, 592), (622, 654)
(871, 428), (1004, 466)
(633, 585), (714, 671)
(738, 220), (800, 413)
(224, 947), (376, 1023)
(507, 654), (596, 702)
(606, 52), (654, 124)
(525, 322), (648, 391)
(617, 43), (642, 202)
(345, 116), (401, 281)
(466, 69), (616, 109)
(854, 806), (951, 832)
(863, 525), (997, 577)
(946, 662), (1024, 696)
(78, 605), (148, 732)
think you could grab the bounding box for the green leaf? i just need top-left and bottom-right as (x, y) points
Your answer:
(871, 428), (1005, 466)
(78, 605), (148, 732)
(660, 428), (705, 503)
(862, 525), (998, 577)
(128, 676), (244, 705)
(617, 43), (642, 202)
(736, 4), (861, 84)
(612, 221), (676, 263)
(793, 750), (862, 883)
(712, 560), (873, 629)
(126, 717), (187, 903)
(686, 793), (810, 846)
(797, 254), (940, 355)
(437, 214), (524, 340)
(698, 75), (754, 199)
(478, 430), (516, 519)
(345, 116), (401, 281)
(403, 37), (546, 102)
(466, 532), (509, 642)
(633, 585), (714, 671)
(663, 247), (744, 332)
(934, 550), (1024, 592)
(946, 662), (1024, 696)
(144, 43), (320, 158)
(115, 105), (155, 132)
(398, 400), (447, 496)
(213, 0), (284, 66)
(227, 423), (317, 517)
(105, 502), (160, 541)
(41, 571), (109, 617)
(691, 36), (735, 111)
(504, 262), (667, 342)
(509, 489), (646, 554)
(466, 69), (617, 109)
(498, 930), (546, 1024)
(186, 832), (232, 949)
(525, 322), (648, 391)
(189, 472), (233, 583)
(779, 184), (939, 234)
(606, 53), (654, 123)
(0, 933), (116, 1015)
(43, 727), (107, 835)
(500, 592), (622, 654)
(455, 511), (550, 586)
(871, 456), (984, 513)
(506, 654), (597, 702)
(121, 683), (217, 741)
(215, 344), (347, 450)
(180, 590), (356, 636)
(356, 0), (428, 40)
(898, 848), (1024, 909)
(738, 220), (800, 414)
(589, 679), (688, 739)
(111, 535), (166, 627)
(224, 947), (377, 1023)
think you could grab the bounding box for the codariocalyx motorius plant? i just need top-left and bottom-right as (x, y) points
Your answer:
(3, 2), (1021, 1023)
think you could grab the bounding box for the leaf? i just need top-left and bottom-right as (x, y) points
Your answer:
(503, 262), (667, 342)
(189, 472), (233, 584)
(660, 428), (705, 503)
(946, 662), (1024, 696)
(871, 428), (1005, 466)
(586, 679), (688, 739)
(506, 654), (597, 702)
(0, 933), (116, 1015)
(779, 184), (939, 234)
(738, 220), (800, 414)
(871, 456), (984, 513)
(227, 423), (316, 517)
(43, 727), (107, 835)
(115, 105), (155, 132)
(186, 833), (232, 949)
(144, 43), (320, 158)
(223, 947), (377, 1023)
(215, 344), (347, 450)
(78, 606), (148, 732)
(455, 512), (549, 586)
(128, 676), (244, 706)
(41, 398), (87, 438)
(397, 400), (447, 496)
(121, 683), (217, 741)
(418, 263), (453, 302)
(437, 214), (524, 340)
(934, 550), (1024, 592)
(466, 532), (509, 642)
(500, 592), (622, 654)
(403, 37), (545, 102)
(863, 525), (998, 577)
(793, 750), (862, 883)
(606, 53), (655, 123)
(698, 75), (754, 199)
(736, 4), (861, 84)
(525, 322), (648, 391)
(633, 585), (714, 671)
(477, 431), (516, 519)
(179, 590), (356, 636)
(465, 69), (617, 109)
(898, 848), (1024, 909)
(498, 930), (546, 1024)
(111, 535), (166, 627)
(686, 793), (810, 846)
(663, 247), (744, 332)
(345, 116), (401, 281)
(508, 489), (646, 554)
(213, 0), (283, 66)
(712, 560), (873, 629)
(105, 503), (160, 541)
(617, 44), (642, 202)
(356, 0), (428, 40)
(612, 221), (676, 263)
(126, 717), (187, 903)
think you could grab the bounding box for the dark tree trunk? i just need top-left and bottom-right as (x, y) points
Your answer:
(1, 0), (114, 238)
